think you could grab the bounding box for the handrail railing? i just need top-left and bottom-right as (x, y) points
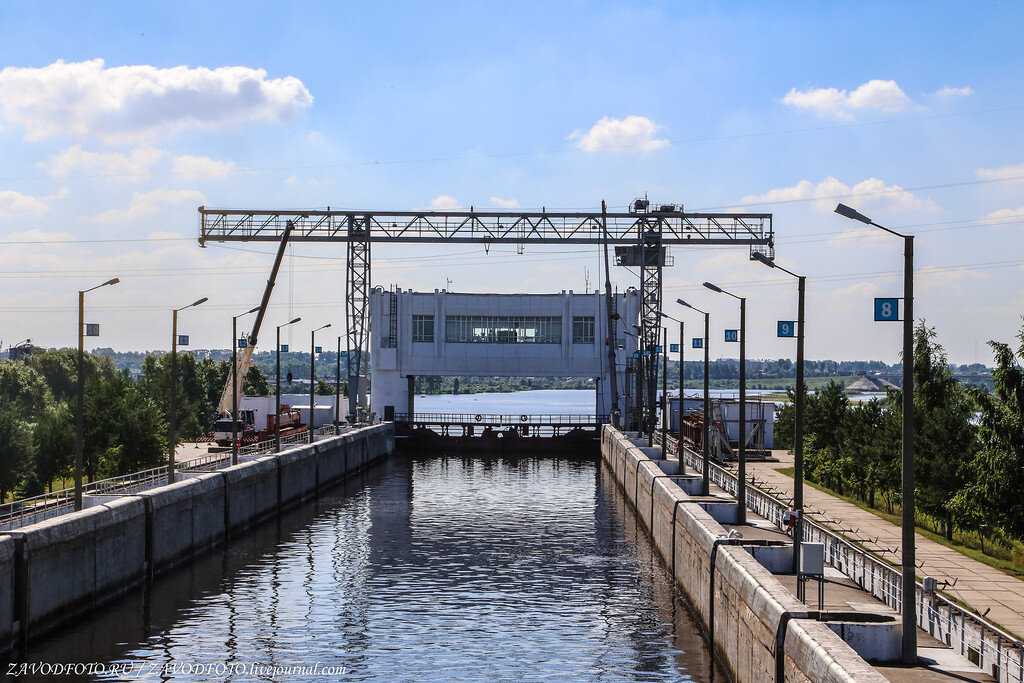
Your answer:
(0, 425), (361, 532)
(659, 432), (1023, 682)
(397, 413), (607, 425)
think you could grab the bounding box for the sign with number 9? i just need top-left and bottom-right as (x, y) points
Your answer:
(777, 321), (795, 338)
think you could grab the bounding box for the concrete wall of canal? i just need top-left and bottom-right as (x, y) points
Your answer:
(0, 423), (394, 653)
(601, 426), (888, 683)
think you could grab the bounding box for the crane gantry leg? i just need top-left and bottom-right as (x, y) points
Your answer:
(346, 216), (371, 420)
(639, 219), (664, 441)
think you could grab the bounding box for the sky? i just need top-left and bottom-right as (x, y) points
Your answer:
(0, 1), (1022, 365)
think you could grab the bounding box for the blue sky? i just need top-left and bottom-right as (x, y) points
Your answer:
(0, 1), (1022, 363)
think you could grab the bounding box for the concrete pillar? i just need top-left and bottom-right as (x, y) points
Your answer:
(407, 375), (415, 417)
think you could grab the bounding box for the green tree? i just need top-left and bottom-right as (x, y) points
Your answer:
(25, 348), (117, 403)
(0, 361), (52, 418)
(86, 371), (167, 478)
(33, 402), (74, 491)
(952, 320), (1024, 539)
(244, 364), (270, 396)
(0, 409), (35, 501)
(315, 379), (334, 396)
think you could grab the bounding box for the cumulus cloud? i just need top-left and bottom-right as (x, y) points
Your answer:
(0, 59), (313, 142)
(977, 162), (1024, 181)
(781, 79), (913, 119)
(40, 144), (163, 179)
(429, 195), (460, 210)
(171, 154), (239, 178)
(87, 187), (205, 223)
(0, 189), (66, 219)
(934, 86), (975, 98)
(568, 115), (668, 152)
(741, 176), (934, 213)
(490, 196), (520, 208)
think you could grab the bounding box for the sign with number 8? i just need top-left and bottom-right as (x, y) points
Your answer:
(874, 297), (900, 321)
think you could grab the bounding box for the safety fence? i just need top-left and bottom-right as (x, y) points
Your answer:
(0, 423), (365, 533)
(664, 433), (1024, 682)
(396, 413), (606, 426)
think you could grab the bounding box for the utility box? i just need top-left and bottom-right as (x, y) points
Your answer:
(800, 542), (825, 576)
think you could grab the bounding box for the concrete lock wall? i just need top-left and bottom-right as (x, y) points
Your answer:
(0, 423), (393, 651)
(601, 426), (887, 683)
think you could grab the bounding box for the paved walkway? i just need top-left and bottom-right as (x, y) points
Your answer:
(746, 448), (1024, 641)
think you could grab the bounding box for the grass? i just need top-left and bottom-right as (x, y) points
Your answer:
(774, 466), (1024, 580)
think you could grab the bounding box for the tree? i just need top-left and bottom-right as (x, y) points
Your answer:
(315, 379), (334, 396)
(0, 361), (52, 418)
(33, 402), (74, 491)
(244, 364), (270, 396)
(86, 371), (167, 478)
(0, 408), (34, 502)
(952, 320), (1024, 539)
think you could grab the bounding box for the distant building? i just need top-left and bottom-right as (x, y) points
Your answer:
(369, 288), (642, 419)
(8, 343), (42, 362)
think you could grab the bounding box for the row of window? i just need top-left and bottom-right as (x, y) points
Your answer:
(410, 315), (595, 344)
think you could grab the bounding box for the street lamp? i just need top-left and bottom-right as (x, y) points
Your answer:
(631, 323), (651, 442)
(310, 324), (332, 444)
(276, 317), (301, 452)
(655, 310), (684, 469)
(231, 305), (261, 466)
(836, 202), (916, 664)
(169, 296), (208, 484)
(703, 281), (747, 524)
(335, 335), (343, 428)
(678, 299), (711, 496)
(752, 252), (806, 575)
(75, 277), (119, 511)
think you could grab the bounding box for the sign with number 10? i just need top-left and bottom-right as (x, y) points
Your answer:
(724, 329), (739, 343)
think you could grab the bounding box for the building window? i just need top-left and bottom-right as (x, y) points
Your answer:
(444, 316), (562, 344)
(412, 315), (434, 342)
(572, 316), (595, 344)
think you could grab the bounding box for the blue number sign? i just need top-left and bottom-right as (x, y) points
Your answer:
(340, 350), (348, 357)
(280, 344), (289, 353)
(314, 346), (322, 354)
(85, 323), (100, 337)
(643, 349), (650, 357)
(874, 298), (899, 321)
(237, 337), (247, 349)
(655, 345), (663, 354)
(777, 321), (795, 338)
(177, 335), (189, 346)
(724, 329), (739, 343)
(670, 343), (679, 353)
(632, 351), (639, 359)
(692, 338), (703, 349)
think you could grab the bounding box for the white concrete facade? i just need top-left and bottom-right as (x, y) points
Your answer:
(369, 289), (641, 417)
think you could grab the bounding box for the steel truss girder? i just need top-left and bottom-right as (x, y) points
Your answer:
(639, 220), (663, 436)
(346, 217), (371, 417)
(198, 207), (773, 248)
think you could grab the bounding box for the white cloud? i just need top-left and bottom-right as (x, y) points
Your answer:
(429, 195), (460, 210)
(0, 189), (59, 219)
(782, 79), (913, 119)
(490, 196), (520, 208)
(741, 175), (934, 213)
(40, 144), (163, 179)
(987, 206), (1024, 220)
(0, 59), (313, 142)
(87, 187), (205, 223)
(934, 86), (975, 98)
(977, 163), (1024, 181)
(171, 154), (238, 178)
(568, 115), (668, 152)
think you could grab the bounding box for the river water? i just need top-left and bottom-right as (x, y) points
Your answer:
(20, 450), (725, 681)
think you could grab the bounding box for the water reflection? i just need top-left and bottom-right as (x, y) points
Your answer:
(19, 454), (725, 681)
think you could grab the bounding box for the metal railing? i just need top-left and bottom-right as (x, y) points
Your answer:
(396, 413), (607, 425)
(0, 426), (359, 532)
(662, 432), (1024, 682)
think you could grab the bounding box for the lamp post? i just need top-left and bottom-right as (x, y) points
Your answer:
(276, 317), (301, 452)
(169, 297), (208, 484)
(231, 306), (261, 466)
(335, 335), (343, 428)
(75, 278), (119, 511)
(655, 310), (685, 471)
(753, 252), (806, 575)
(704, 282), (746, 524)
(836, 202), (916, 664)
(678, 299), (711, 495)
(310, 324), (332, 444)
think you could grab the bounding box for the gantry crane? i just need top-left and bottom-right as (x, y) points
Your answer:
(198, 201), (773, 428)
